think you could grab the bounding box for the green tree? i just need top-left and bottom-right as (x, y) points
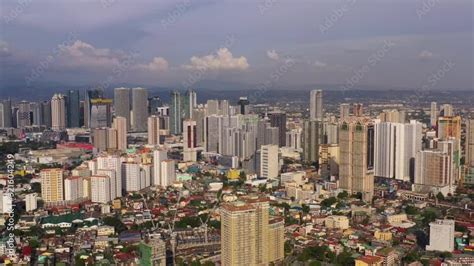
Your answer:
(436, 192), (445, 201)
(337, 191), (348, 199)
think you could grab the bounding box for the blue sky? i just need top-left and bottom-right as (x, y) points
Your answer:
(0, 0), (472, 91)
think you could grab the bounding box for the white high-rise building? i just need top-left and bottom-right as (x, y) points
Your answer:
(260, 145), (279, 179)
(91, 175), (112, 203)
(340, 103), (350, 120)
(430, 102), (438, 127)
(123, 162), (141, 192)
(64, 176), (83, 202)
(183, 119), (197, 162)
(441, 104), (453, 117)
(466, 119), (474, 167)
(97, 169), (117, 200)
(51, 94), (66, 131)
(148, 115), (161, 145)
(153, 149), (168, 186)
(25, 193), (37, 212)
(113, 116), (128, 151)
(374, 122), (396, 179)
(310, 90), (323, 121)
(97, 155), (123, 197)
(161, 160), (176, 187)
(426, 219), (454, 252)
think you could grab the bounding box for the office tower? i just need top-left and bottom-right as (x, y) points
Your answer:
(147, 116), (161, 145)
(40, 168), (64, 203)
(205, 115), (221, 153)
(374, 122), (397, 179)
(161, 160), (176, 187)
(310, 89), (323, 121)
(0, 99), (12, 128)
(260, 144), (279, 179)
(187, 89), (197, 118)
(25, 193), (37, 212)
(426, 219), (455, 252)
(153, 149), (168, 186)
(430, 102), (438, 127)
(441, 104), (453, 117)
(415, 149), (453, 187)
(219, 100), (230, 116)
(183, 119), (197, 162)
(379, 109), (405, 123)
(340, 103), (350, 120)
(64, 176), (83, 202)
(339, 121), (375, 202)
(132, 87), (148, 132)
(41, 101), (52, 128)
(238, 97), (250, 115)
(139, 238), (167, 266)
(170, 90), (182, 134)
(466, 119), (474, 167)
(84, 89), (104, 128)
(148, 96), (162, 115)
(91, 175), (112, 203)
(92, 128), (117, 152)
(285, 128), (302, 150)
(206, 99), (219, 115)
(319, 144), (340, 179)
(97, 155), (123, 198)
(17, 101), (31, 128)
(192, 108), (206, 147)
(114, 87), (131, 129)
(302, 120), (323, 163)
(268, 111), (287, 147)
(29, 102), (41, 126)
(51, 94), (66, 131)
(67, 89), (80, 128)
(264, 126), (279, 146)
(113, 117), (127, 151)
(353, 103), (364, 117)
(323, 122), (339, 144)
(90, 98), (112, 128)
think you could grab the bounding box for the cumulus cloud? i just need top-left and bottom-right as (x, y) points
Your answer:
(136, 57), (169, 72)
(314, 60), (327, 68)
(183, 48), (249, 71)
(418, 50), (434, 61)
(266, 49), (279, 61)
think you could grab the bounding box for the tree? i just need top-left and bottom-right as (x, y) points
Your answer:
(337, 191), (348, 200)
(436, 192), (445, 201)
(302, 204), (310, 214)
(321, 197), (337, 208)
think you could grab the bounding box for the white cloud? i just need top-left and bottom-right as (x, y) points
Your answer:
(136, 57), (169, 72)
(183, 48), (249, 71)
(314, 60), (327, 68)
(418, 50), (434, 60)
(266, 49), (279, 61)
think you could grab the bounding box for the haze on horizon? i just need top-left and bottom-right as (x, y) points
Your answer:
(0, 0), (472, 92)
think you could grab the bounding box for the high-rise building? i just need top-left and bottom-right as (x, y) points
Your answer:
(339, 120), (375, 202)
(90, 98), (112, 128)
(353, 103), (364, 117)
(160, 160), (175, 187)
(147, 116), (161, 145)
(187, 89), (197, 118)
(268, 111), (287, 147)
(67, 89), (80, 128)
(123, 162), (142, 192)
(415, 149), (454, 188)
(238, 97), (250, 115)
(92, 128), (118, 152)
(113, 116), (127, 151)
(285, 128), (302, 150)
(132, 87), (148, 132)
(192, 107), (206, 147)
(41, 101), (52, 128)
(0, 99), (12, 128)
(426, 219), (454, 252)
(96, 169), (117, 200)
(139, 238), (167, 266)
(25, 193), (37, 212)
(84, 89), (104, 128)
(40, 168), (64, 203)
(466, 119), (474, 167)
(340, 103), (350, 120)
(430, 102), (438, 127)
(51, 94), (66, 131)
(114, 87), (131, 129)
(97, 155), (123, 198)
(260, 144), (279, 179)
(91, 175), (112, 203)
(170, 91), (182, 135)
(438, 116), (461, 141)
(183, 119), (197, 162)
(17, 101), (31, 128)
(378, 109), (405, 123)
(440, 104), (454, 117)
(153, 149), (168, 186)
(302, 120), (323, 163)
(148, 96), (162, 116)
(310, 89), (323, 121)
(64, 176), (83, 202)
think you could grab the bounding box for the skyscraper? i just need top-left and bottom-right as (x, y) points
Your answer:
(114, 87), (131, 129)
(340, 103), (350, 120)
(441, 104), (454, 117)
(430, 102), (438, 127)
(91, 175), (112, 203)
(113, 116), (128, 151)
(40, 168), (64, 203)
(170, 90), (182, 135)
(238, 97), (250, 115)
(339, 120), (375, 202)
(187, 89), (197, 118)
(0, 99), (12, 128)
(466, 119), (474, 167)
(310, 89), (323, 121)
(51, 94), (66, 131)
(147, 115), (161, 145)
(132, 87), (148, 132)
(148, 96), (162, 116)
(84, 89), (104, 128)
(153, 149), (168, 186)
(41, 101), (52, 128)
(260, 144), (279, 179)
(160, 160), (176, 187)
(183, 119), (197, 162)
(17, 101), (31, 128)
(67, 89), (80, 128)
(353, 103), (364, 117)
(302, 120), (323, 163)
(97, 154), (123, 198)
(268, 111), (287, 147)
(90, 98), (112, 128)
